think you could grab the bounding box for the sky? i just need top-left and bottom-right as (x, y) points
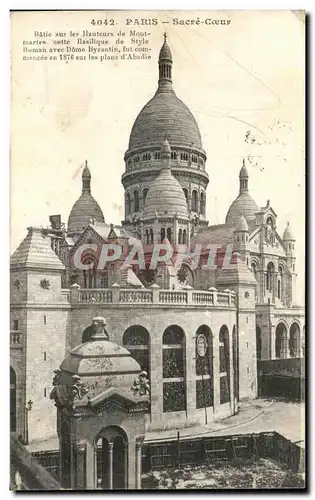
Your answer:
(10, 10), (305, 303)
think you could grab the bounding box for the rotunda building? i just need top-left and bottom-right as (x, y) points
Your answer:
(122, 35), (209, 227)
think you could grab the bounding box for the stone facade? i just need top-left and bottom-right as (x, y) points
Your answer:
(10, 36), (304, 449)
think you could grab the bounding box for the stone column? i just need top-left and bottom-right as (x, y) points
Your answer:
(135, 438), (143, 489)
(85, 442), (95, 490)
(108, 441), (114, 490)
(124, 443), (128, 490)
(280, 335), (288, 359)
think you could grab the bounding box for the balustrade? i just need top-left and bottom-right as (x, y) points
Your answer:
(69, 287), (233, 307)
(10, 331), (22, 346)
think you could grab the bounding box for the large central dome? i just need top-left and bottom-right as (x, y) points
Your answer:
(128, 35), (203, 152)
(129, 92), (202, 151)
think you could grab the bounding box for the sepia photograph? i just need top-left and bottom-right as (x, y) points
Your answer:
(9, 9), (305, 491)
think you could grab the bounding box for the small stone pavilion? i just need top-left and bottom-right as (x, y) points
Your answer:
(50, 317), (149, 490)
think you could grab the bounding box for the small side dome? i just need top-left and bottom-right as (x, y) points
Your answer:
(67, 162), (105, 234)
(235, 213), (248, 232)
(283, 222), (294, 241)
(142, 140), (188, 219)
(226, 194), (259, 224)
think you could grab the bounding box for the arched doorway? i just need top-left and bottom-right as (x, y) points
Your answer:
(123, 326), (150, 414)
(195, 326), (213, 418)
(95, 427), (128, 490)
(219, 326), (230, 405)
(256, 326), (262, 360)
(162, 325), (186, 413)
(10, 367), (16, 433)
(275, 322), (288, 358)
(289, 322), (300, 358)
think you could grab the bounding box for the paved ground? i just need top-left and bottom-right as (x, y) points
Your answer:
(145, 399), (305, 446)
(27, 399), (305, 453)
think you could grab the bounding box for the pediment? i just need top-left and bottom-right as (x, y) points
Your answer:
(87, 387), (148, 414)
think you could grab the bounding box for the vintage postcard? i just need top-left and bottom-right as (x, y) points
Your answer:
(10, 10), (305, 491)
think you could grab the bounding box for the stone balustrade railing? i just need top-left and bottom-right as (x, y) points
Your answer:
(69, 285), (235, 307)
(10, 331), (22, 347)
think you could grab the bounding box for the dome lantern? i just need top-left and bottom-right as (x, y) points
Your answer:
(158, 33), (173, 93)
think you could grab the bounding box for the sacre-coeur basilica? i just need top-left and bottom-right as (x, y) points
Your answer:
(10, 35), (304, 462)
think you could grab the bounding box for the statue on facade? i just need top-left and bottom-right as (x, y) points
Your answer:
(131, 371), (150, 397)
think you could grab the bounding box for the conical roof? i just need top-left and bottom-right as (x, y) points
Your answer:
(10, 227), (64, 270)
(216, 252), (256, 286)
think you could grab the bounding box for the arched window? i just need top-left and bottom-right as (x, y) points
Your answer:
(99, 271), (108, 288)
(154, 152), (161, 160)
(275, 322), (287, 358)
(160, 227), (166, 243)
(195, 326), (213, 410)
(183, 229), (187, 245)
(192, 190), (198, 212)
(149, 228), (154, 244)
(183, 188), (188, 204)
(289, 322), (300, 358)
(82, 256), (97, 288)
(256, 326), (262, 360)
(178, 228), (183, 244)
(142, 188), (149, 205)
(180, 152), (188, 161)
(266, 216), (273, 228)
(219, 325), (230, 404)
(133, 155), (140, 164)
(126, 193), (131, 215)
(163, 326), (186, 412)
(278, 266), (283, 300)
(191, 155), (198, 163)
(145, 229), (149, 245)
(171, 152), (177, 160)
(200, 192), (205, 215)
(142, 153), (151, 161)
(133, 190), (139, 212)
(10, 366), (16, 432)
(167, 227), (172, 243)
(123, 325), (150, 383)
(266, 262), (274, 292)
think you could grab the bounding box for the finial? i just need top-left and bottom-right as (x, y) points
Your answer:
(85, 159), (88, 168)
(267, 199), (270, 207)
(164, 32), (167, 42)
(242, 158), (245, 167)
